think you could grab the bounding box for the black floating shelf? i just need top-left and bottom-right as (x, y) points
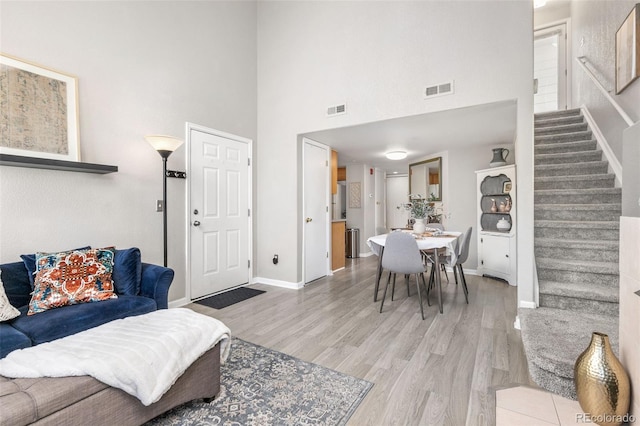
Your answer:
(0, 154), (118, 174)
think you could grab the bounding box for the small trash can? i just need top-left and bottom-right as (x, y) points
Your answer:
(346, 228), (360, 258)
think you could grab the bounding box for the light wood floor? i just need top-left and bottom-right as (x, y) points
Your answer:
(188, 256), (531, 426)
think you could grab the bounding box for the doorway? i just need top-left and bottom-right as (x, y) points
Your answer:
(534, 22), (569, 113)
(374, 168), (386, 234)
(302, 137), (330, 283)
(187, 123), (252, 300)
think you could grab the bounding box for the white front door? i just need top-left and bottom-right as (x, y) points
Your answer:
(534, 22), (568, 113)
(303, 138), (330, 283)
(188, 124), (251, 299)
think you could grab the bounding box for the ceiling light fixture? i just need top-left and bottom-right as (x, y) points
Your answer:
(533, 0), (546, 8)
(385, 151), (407, 160)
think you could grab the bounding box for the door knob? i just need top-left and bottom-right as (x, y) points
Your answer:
(193, 221), (201, 227)
(306, 217), (312, 223)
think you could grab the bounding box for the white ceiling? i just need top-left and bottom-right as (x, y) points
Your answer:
(303, 99), (518, 174)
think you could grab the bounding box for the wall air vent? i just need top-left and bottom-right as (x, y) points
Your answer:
(327, 103), (347, 117)
(424, 80), (455, 99)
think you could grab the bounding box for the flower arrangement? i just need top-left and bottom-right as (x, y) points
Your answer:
(398, 194), (434, 219)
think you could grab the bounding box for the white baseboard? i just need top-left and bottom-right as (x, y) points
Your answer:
(253, 276), (304, 290)
(358, 252), (374, 258)
(168, 297), (189, 309)
(519, 300), (537, 309)
(443, 266), (479, 276)
(581, 105), (622, 186)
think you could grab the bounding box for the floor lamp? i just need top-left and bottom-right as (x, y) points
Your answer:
(145, 135), (186, 267)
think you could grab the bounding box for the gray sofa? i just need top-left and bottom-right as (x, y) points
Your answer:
(0, 343), (221, 425)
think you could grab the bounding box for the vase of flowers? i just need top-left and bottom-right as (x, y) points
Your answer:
(399, 195), (433, 234)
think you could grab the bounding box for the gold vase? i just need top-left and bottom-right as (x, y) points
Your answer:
(574, 332), (630, 426)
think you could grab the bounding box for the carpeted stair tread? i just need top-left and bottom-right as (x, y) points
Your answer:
(534, 187), (622, 202)
(518, 307), (618, 399)
(534, 203), (620, 212)
(535, 122), (588, 135)
(534, 175), (615, 190)
(538, 280), (619, 303)
(535, 219), (619, 229)
(534, 109), (582, 120)
(534, 150), (602, 165)
(535, 210), (621, 222)
(536, 257), (619, 275)
(534, 220), (620, 240)
(535, 139), (597, 154)
(535, 130), (592, 144)
(535, 236), (620, 263)
(535, 115), (584, 129)
(535, 161), (608, 176)
(534, 237), (619, 250)
(536, 161), (607, 170)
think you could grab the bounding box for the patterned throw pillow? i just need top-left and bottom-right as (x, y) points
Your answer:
(28, 248), (118, 315)
(0, 269), (21, 321)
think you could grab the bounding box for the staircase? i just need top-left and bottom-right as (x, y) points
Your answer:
(519, 108), (620, 400)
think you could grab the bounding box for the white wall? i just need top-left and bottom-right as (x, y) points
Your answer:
(571, 1), (640, 161)
(622, 122), (640, 217)
(256, 1), (534, 304)
(0, 1), (257, 303)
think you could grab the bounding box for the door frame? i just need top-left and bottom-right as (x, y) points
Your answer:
(534, 19), (572, 111)
(301, 137), (331, 283)
(185, 122), (253, 301)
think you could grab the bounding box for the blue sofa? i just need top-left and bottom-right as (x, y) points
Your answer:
(0, 248), (174, 359)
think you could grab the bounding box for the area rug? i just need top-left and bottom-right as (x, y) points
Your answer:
(195, 287), (266, 309)
(147, 338), (373, 425)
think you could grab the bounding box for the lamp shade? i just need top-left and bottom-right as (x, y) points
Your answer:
(385, 151), (407, 160)
(145, 135), (184, 154)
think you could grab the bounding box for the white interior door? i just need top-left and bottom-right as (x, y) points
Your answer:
(188, 124), (251, 299)
(534, 23), (568, 113)
(386, 175), (409, 229)
(303, 138), (330, 283)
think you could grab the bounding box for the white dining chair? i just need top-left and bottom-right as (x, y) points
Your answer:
(450, 226), (473, 304)
(379, 231), (429, 320)
(424, 223), (449, 283)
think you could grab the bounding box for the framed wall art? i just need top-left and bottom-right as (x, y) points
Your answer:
(0, 53), (80, 161)
(615, 4), (640, 94)
(349, 182), (361, 208)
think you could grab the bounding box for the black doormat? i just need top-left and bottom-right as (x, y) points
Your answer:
(194, 287), (265, 309)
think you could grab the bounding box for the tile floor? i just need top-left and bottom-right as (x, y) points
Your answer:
(496, 386), (586, 425)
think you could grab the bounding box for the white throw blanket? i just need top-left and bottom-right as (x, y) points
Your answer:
(0, 308), (230, 406)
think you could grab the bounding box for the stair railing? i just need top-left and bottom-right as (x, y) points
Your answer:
(575, 56), (635, 127)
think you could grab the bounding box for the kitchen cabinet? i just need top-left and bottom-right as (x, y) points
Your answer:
(331, 150), (338, 194)
(331, 220), (346, 271)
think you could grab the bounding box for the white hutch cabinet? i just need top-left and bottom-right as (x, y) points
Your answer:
(475, 165), (517, 286)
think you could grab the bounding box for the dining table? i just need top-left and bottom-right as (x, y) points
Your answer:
(366, 230), (462, 314)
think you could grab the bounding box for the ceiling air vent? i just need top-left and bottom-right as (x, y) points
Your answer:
(327, 103), (347, 117)
(424, 80), (455, 99)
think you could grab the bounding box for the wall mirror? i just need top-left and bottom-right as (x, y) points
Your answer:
(409, 157), (442, 201)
